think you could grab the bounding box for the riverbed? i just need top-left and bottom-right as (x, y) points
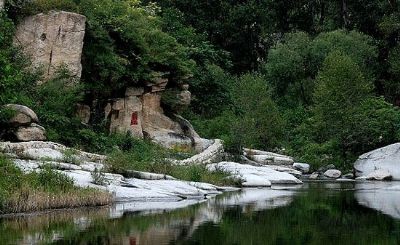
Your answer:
(1, 181), (400, 244)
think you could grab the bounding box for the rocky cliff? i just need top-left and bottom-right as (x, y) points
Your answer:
(14, 11), (86, 82)
(13, 10), (208, 152)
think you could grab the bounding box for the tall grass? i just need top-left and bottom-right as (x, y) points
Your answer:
(0, 154), (112, 214)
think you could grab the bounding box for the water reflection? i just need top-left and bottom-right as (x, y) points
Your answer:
(355, 182), (400, 219)
(1, 182), (400, 245)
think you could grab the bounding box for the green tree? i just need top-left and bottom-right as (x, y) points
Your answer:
(310, 52), (399, 167)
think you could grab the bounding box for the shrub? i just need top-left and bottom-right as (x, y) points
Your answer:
(31, 165), (75, 193)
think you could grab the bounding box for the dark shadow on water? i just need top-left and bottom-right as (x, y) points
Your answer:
(1, 182), (400, 245)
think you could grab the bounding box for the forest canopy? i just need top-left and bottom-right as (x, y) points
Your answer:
(1, 0), (400, 169)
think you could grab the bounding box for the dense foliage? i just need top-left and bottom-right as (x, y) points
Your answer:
(1, 0), (400, 170)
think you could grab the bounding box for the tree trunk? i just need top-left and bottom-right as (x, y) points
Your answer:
(341, 0), (349, 28)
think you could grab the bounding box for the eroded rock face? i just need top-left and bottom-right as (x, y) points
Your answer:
(106, 85), (201, 151)
(14, 11), (86, 82)
(107, 96), (144, 139)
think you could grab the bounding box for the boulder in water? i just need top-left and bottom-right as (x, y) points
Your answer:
(324, 169), (342, 179)
(293, 163), (310, 173)
(354, 143), (400, 180)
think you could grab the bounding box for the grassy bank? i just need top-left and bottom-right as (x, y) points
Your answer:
(0, 155), (112, 214)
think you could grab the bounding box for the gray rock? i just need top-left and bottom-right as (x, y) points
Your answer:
(365, 169), (392, 181)
(354, 143), (400, 180)
(342, 172), (354, 179)
(76, 104), (90, 124)
(324, 169), (342, 179)
(5, 104), (39, 125)
(309, 172), (319, 180)
(293, 163), (310, 173)
(14, 123), (46, 141)
(0, 0), (3, 10)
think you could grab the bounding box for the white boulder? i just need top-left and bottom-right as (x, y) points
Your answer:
(354, 143), (400, 180)
(0, 141), (106, 163)
(324, 169), (342, 179)
(207, 162), (302, 187)
(309, 172), (319, 179)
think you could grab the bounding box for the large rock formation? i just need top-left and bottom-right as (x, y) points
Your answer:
(354, 143), (400, 180)
(12, 10), (203, 152)
(14, 11), (86, 82)
(104, 80), (208, 152)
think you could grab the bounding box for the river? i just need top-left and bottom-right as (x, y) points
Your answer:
(1, 181), (400, 244)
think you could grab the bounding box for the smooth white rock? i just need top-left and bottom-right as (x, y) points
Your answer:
(61, 169), (223, 202)
(354, 143), (400, 180)
(324, 169), (342, 179)
(0, 141), (106, 163)
(309, 172), (319, 179)
(207, 162), (302, 186)
(80, 162), (105, 172)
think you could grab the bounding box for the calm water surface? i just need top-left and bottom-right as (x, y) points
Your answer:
(1, 181), (400, 245)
